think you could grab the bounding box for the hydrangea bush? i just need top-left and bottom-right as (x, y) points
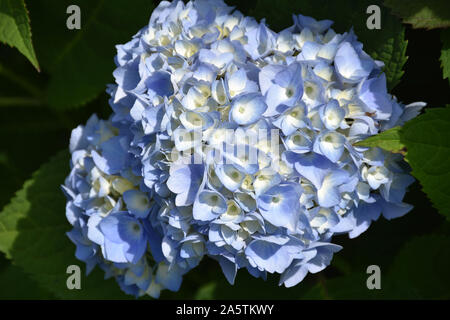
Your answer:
(63, 0), (425, 298)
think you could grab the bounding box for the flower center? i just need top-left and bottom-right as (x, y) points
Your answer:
(293, 134), (303, 144)
(132, 223), (141, 233)
(286, 88), (294, 98)
(231, 171), (240, 179)
(210, 195), (219, 204)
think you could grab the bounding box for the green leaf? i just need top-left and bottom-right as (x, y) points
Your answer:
(194, 282), (217, 300)
(355, 126), (405, 153)
(357, 107), (450, 220)
(401, 107), (450, 220)
(387, 235), (450, 299)
(248, 0), (407, 89)
(27, 0), (155, 109)
(440, 29), (450, 85)
(0, 261), (55, 299)
(0, 150), (132, 299)
(369, 19), (408, 90)
(384, 0), (450, 29)
(0, 0), (39, 70)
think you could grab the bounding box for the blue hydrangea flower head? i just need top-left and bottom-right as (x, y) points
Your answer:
(64, 0), (425, 297)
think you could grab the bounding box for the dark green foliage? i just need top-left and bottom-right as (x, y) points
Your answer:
(384, 0), (450, 30)
(401, 107), (450, 220)
(0, 0), (39, 70)
(441, 29), (450, 85)
(27, 0), (155, 109)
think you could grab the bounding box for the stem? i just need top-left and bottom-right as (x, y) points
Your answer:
(0, 97), (43, 107)
(0, 62), (42, 98)
(332, 256), (352, 276)
(318, 274), (331, 300)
